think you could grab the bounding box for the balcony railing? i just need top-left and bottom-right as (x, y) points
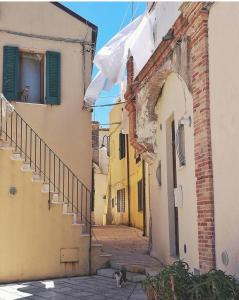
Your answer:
(0, 94), (91, 232)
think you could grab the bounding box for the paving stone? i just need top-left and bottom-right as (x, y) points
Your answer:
(0, 275), (146, 300)
(93, 225), (163, 275)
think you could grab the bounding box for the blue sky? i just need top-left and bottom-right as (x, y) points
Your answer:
(62, 2), (146, 127)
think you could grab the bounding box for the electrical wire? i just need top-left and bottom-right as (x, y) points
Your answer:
(118, 2), (132, 31)
(91, 102), (125, 108)
(98, 95), (120, 98)
(99, 122), (121, 126)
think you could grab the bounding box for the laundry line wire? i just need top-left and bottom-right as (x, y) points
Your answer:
(91, 102), (125, 108)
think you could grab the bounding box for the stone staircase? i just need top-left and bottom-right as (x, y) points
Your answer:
(0, 94), (111, 282)
(92, 225), (164, 282)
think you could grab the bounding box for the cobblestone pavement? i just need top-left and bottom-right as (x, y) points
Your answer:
(0, 275), (146, 300)
(93, 225), (163, 272)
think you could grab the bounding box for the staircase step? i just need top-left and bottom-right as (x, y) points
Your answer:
(21, 163), (33, 172)
(72, 223), (84, 227)
(81, 233), (90, 237)
(41, 183), (55, 193)
(92, 243), (103, 248)
(97, 268), (115, 278)
(0, 139), (14, 149)
(97, 268), (146, 283)
(11, 153), (24, 161)
(110, 262), (146, 274)
(51, 193), (59, 202)
(100, 254), (112, 258)
(32, 173), (44, 182)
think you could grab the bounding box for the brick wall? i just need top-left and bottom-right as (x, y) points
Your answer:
(190, 9), (216, 273)
(92, 121), (99, 165)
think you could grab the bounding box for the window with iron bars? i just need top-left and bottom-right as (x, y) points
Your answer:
(138, 179), (143, 212)
(119, 133), (126, 160)
(176, 124), (186, 166)
(117, 188), (125, 212)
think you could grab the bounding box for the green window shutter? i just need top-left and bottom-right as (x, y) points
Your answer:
(46, 51), (61, 105)
(2, 46), (20, 100)
(119, 133), (126, 160)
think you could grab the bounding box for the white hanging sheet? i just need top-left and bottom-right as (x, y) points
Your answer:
(84, 3), (181, 105)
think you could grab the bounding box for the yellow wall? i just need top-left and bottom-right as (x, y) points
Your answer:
(94, 171), (107, 226)
(128, 141), (144, 230)
(0, 147), (90, 282)
(108, 102), (143, 230)
(0, 2), (94, 188)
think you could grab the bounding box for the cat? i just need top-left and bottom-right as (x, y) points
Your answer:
(20, 86), (30, 102)
(113, 269), (127, 288)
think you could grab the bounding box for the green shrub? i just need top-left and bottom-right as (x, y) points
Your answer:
(142, 260), (239, 300)
(189, 269), (239, 300)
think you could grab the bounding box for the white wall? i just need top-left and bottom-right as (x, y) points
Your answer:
(209, 2), (239, 275)
(150, 2), (181, 49)
(150, 73), (199, 270)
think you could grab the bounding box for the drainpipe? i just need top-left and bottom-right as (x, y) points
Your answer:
(142, 160), (146, 236)
(126, 134), (131, 226)
(89, 163), (94, 275)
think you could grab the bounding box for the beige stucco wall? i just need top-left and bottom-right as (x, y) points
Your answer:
(94, 172), (108, 226)
(0, 2), (93, 188)
(0, 147), (90, 282)
(150, 73), (199, 270)
(93, 129), (109, 226)
(209, 3), (239, 275)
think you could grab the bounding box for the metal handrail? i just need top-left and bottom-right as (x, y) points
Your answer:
(0, 94), (91, 232)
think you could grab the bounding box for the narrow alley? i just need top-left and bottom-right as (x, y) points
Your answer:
(92, 225), (163, 275)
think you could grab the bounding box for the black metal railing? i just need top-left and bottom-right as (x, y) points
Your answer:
(0, 94), (91, 232)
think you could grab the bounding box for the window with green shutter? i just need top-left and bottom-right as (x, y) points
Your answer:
(46, 51), (61, 105)
(137, 179), (143, 212)
(2, 46), (61, 105)
(3, 46), (20, 100)
(119, 133), (126, 160)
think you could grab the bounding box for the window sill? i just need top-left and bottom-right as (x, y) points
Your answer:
(178, 164), (186, 172)
(13, 101), (48, 107)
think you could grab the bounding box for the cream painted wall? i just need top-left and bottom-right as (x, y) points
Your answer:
(0, 147), (90, 282)
(93, 129), (109, 226)
(0, 2), (93, 188)
(209, 3), (239, 275)
(94, 172), (108, 226)
(150, 73), (199, 270)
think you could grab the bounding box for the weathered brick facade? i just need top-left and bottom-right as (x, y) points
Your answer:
(92, 121), (99, 165)
(125, 2), (215, 272)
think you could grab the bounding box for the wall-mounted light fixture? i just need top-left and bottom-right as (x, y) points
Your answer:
(9, 186), (17, 196)
(179, 115), (192, 127)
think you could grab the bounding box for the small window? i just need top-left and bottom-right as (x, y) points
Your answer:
(20, 52), (44, 104)
(111, 198), (114, 208)
(119, 133), (126, 160)
(138, 179), (143, 212)
(117, 189), (125, 212)
(176, 124), (186, 166)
